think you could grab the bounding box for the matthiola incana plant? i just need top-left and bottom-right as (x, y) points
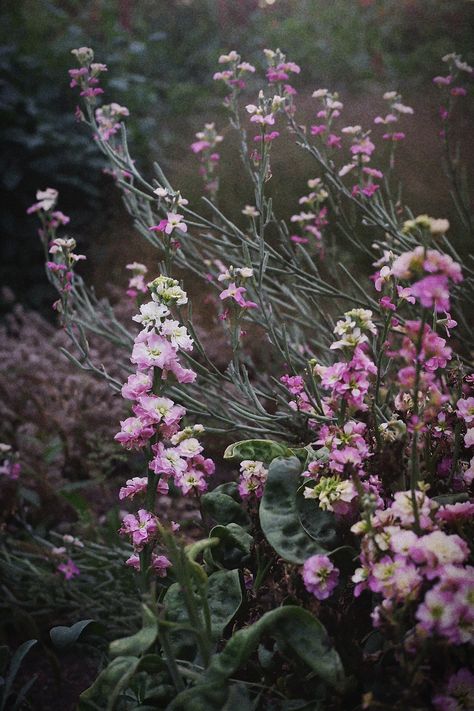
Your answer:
(29, 45), (473, 710)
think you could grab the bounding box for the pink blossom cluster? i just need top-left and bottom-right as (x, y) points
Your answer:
(290, 178), (328, 248)
(238, 459), (268, 499)
(0, 443), (20, 480)
(95, 102), (129, 141)
(68, 47), (107, 100)
(373, 235), (462, 315)
(191, 122), (223, 199)
(432, 668), (474, 711)
(302, 554), (339, 600)
(314, 309), (377, 414)
(351, 488), (473, 646)
(301, 421), (380, 516)
(213, 50), (256, 91)
(115, 274), (215, 572)
(433, 52), (472, 131)
(218, 264), (258, 313)
(125, 262), (148, 299)
(27, 190), (85, 310)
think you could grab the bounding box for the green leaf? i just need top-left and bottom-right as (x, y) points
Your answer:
(433, 493), (469, 505)
(50, 620), (103, 649)
(259, 457), (330, 563)
(163, 569), (242, 658)
(168, 607), (345, 710)
(201, 490), (250, 528)
(297, 497), (338, 549)
(109, 606), (157, 658)
(208, 523), (253, 569)
(1, 639), (37, 711)
(79, 656), (139, 709)
(224, 439), (292, 463)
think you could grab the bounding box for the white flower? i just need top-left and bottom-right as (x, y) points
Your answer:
(160, 319), (194, 351)
(132, 301), (169, 329)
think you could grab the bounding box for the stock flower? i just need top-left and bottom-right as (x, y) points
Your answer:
(456, 398), (474, 424)
(132, 301), (170, 330)
(160, 320), (194, 351)
(120, 509), (158, 549)
(302, 555), (339, 600)
(119, 477), (148, 500)
(114, 417), (154, 449)
(131, 332), (175, 371)
(238, 460), (268, 498)
(58, 559), (80, 580)
(121, 372), (153, 400)
(220, 282), (257, 308)
(304, 475), (357, 514)
(433, 668), (474, 711)
(134, 395), (185, 429)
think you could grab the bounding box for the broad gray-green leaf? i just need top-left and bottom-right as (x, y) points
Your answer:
(224, 439), (292, 463)
(297, 496), (338, 549)
(201, 490), (250, 528)
(50, 619), (103, 649)
(209, 523), (253, 569)
(79, 656), (139, 709)
(164, 569), (242, 660)
(168, 606), (345, 710)
(109, 605), (157, 658)
(259, 457), (329, 563)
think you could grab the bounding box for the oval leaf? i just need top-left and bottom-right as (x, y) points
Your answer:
(224, 439), (291, 463)
(109, 606), (157, 658)
(201, 490), (250, 528)
(50, 620), (101, 649)
(168, 606), (345, 709)
(259, 457), (328, 563)
(209, 523), (253, 569)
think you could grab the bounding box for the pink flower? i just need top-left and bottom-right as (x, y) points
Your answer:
(133, 395), (185, 427)
(119, 477), (148, 500)
(350, 137), (375, 155)
(120, 509), (158, 549)
(174, 468), (208, 495)
(114, 417), (154, 450)
(433, 668), (474, 711)
(58, 559), (80, 580)
(437, 502), (474, 524)
(310, 124), (327, 136)
(131, 332), (175, 371)
(326, 133), (342, 149)
(410, 274), (451, 312)
(302, 554), (339, 600)
(121, 372), (153, 400)
(456, 397), (474, 424)
(151, 554), (172, 577)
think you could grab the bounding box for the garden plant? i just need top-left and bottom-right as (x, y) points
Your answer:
(17, 43), (474, 709)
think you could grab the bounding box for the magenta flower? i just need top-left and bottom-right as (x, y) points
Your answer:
(456, 397), (474, 424)
(131, 332), (175, 371)
(114, 417), (154, 450)
(120, 509), (158, 550)
(302, 554), (339, 600)
(119, 477), (148, 501)
(433, 668), (474, 711)
(58, 559), (80, 580)
(121, 372), (153, 400)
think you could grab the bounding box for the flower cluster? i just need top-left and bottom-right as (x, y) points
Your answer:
(95, 102), (129, 141)
(0, 443), (20, 481)
(27, 189), (85, 311)
(302, 554), (339, 600)
(115, 276), (215, 572)
(351, 487), (473, 647)
(191, 122), (223, 199)
(290, 177), (328, 248)
(68, 47), (107, 100)
(238, 459), (268, 499)
(125, 262), (148, 299)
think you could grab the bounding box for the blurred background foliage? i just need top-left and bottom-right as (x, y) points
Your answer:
(1, 0), (474, 313)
